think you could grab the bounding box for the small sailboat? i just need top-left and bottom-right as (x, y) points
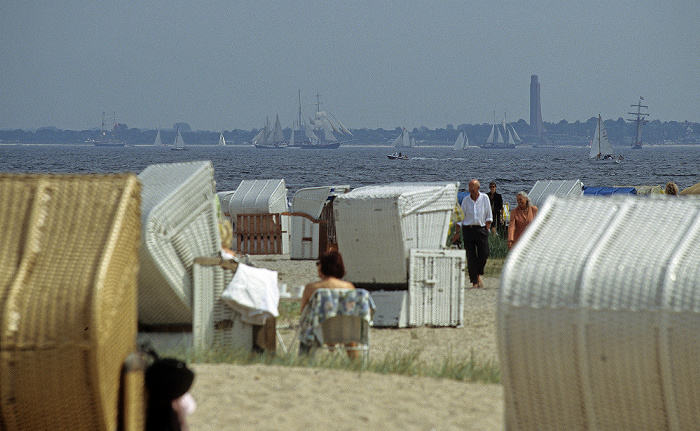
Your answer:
(172, 128), (187, 151)
(393, 128), (411, 148)
(453, 131), (468, 150)
(218, 133), (226, 146)
(153, 130), (163, 146)
(254, 115), (287, 148)
(589, 115), (619, 163)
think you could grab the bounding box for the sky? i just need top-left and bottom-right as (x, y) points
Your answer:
(1, 1), (699, 131)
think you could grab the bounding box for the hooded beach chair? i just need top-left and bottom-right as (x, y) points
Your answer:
(0, 173), (142, 431)
(499, 195), (700, 430)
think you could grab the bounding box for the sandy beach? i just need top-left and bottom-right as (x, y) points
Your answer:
(187, 255), (504, 430)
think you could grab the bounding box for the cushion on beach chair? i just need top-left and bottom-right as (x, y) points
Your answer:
(138, 161), (221, 325)
(0, 173), (141, 431)
(498, 195), (700, 430)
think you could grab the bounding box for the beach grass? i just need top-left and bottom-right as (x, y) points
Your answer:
(184, 347), (501, 384)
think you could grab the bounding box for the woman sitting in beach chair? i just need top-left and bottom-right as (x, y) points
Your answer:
(298, 251), (373, 359)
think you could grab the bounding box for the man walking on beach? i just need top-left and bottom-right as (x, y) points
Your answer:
(459, 179), (492, 288)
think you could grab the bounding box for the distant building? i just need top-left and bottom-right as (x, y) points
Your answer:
(530, 75), (544, 137)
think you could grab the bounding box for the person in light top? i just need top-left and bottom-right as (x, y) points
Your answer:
(457, 179), (493, 288)
(507, 191), (538, 250)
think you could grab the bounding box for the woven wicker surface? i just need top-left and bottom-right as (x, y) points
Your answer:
(138, 161), (220, 325)
(499, 195), (700, 430)
(0, 173), (141, 431)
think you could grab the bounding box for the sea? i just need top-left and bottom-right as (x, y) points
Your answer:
(1, 144), (698, 206)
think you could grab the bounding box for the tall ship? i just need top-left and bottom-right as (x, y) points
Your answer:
(291, 92), (352, 149)
(481, 112), (520, 149)
(628, 96), (649, 149)
(91, 112), (126, 147)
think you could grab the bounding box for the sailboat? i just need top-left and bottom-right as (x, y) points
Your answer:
(218, 133), (226, 146)
(300, 93), (351, 149)
(253, 114), (287, 148)
(453, 131), (468, 150)
(481, 113), (516, 149)
(589, 115), (619, 163)
(153, 130), (163, 146)
(93, 112), (126, 147)
(628, 97), (649, 149)
(172, 128), (187, 151)
(393, 128), (411, 148)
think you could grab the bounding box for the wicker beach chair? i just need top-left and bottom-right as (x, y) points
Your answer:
(0, 173), (141, 431)
(137, 161), (220, 326)
(333, 182), (458, 285)
(498, 195), (700, 430)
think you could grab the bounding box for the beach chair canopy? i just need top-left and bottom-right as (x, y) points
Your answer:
(582, 186), (637, 196)
(334, 182), (458, 284)
(218, 179), (288, 221)
(498, 195), (700, 430)
(0, 173), (141, 431)
(292, 185), (351, 219)
(138, 161), (220, 325)
(527, 179), (583, 208)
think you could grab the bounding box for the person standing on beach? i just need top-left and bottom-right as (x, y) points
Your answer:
(487, 182), (503, 236)
(458, 179), (492, 288)
(507, 191), (538, 249)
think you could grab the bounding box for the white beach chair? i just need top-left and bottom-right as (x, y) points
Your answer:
(498, 195), (700, 430)
(137, 161), (220, 325)
(333, 182), (458, 284)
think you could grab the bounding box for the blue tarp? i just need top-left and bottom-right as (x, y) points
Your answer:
(457, 191), (469, 204)
(583, 186), (637, 196)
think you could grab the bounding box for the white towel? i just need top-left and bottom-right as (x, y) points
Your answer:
(221, 263), (279, 325)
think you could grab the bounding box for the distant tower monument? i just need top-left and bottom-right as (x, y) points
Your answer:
(530, 75), (544, 137)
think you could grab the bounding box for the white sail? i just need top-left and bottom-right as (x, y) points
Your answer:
(289, 129), (295, 147)
(410, 137), (416, 147)
(394, 128), (410, 147)
(510, 126), (522, 142)
(173, 129), (185, 149)
(252, 128), (264, 145)
(305, 118), (318, 141)
(154, 130), (162, 146)
(453, 132), (464, 150)
(589, 115), (615, 158)
(496, 127), (504, 144)
(486, 125), (495, 144)
(506, 130), (514, 145)
(272, 114), (285, 143)
(218, 133), (226, 146)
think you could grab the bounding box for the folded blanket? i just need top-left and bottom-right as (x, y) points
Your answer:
(221, 263), (279, 325)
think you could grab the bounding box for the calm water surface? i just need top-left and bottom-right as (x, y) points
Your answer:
(1, 144), (698, 205)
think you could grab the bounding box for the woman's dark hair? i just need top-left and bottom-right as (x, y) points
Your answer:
(318, 250), (346, 279)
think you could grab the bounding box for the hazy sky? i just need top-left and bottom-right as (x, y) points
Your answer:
(1, 1), (698, 131)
